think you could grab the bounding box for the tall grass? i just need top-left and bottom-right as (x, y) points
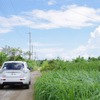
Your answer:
(34, 59), (100, 100)
(41, 60), (100, 71)
(34, 70), (100, 100)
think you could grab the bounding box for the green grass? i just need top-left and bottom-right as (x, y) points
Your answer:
(34, 59), (100, 100)
(40, 60), (100, 71)
(34, 70), (100, 100)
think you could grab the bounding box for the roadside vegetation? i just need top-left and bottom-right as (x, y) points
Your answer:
(0, 46), (38, 70)
(34, 57), (100, 100)
(1, 46), (100, 100)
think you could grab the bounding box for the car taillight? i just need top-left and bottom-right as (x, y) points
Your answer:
(1, 78), (6, 80)
(20, 78), (25, 80)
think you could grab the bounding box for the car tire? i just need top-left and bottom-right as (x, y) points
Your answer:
(26, 84), (29, 89)
(23, 84), (29, 89)
(0, 85), (4, 89)
(29, 81), (31, 85)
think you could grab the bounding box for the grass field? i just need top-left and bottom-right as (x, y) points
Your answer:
(34, 59), (100, 100)
(34, 70), (100, 100)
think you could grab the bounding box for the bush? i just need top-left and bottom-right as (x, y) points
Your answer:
(41, 60), (58, 71)
(41, 59), (100, 71)
(26, 60), (38, 71)
(0, 52), (8, 66)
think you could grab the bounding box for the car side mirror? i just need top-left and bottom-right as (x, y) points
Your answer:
(2, 67), (6, 70)
(28, 67), (33, 71)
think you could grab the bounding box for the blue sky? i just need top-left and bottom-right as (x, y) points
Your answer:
(0, 0), (100, 60)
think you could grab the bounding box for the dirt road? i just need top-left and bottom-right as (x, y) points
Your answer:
(0, 71), (41, 100)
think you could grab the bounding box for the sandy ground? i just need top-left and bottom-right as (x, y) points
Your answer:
(0, 71), (41, 100)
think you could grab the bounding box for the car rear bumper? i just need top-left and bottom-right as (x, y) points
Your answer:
(0, 77), (29, 85)
(2, 82), (23, 85)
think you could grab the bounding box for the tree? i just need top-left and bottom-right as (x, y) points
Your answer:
(0, 52), (8, 66)
(2, 46), (23, 61)
(23, 51), (32, 60)
(72, 56), (86, 63)
(88, 57), (97, 61)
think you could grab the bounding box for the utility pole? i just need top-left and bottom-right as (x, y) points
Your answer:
(34, 51), (37, 61)
(32, 44), (33, 60)
(28, 32), (31, 60)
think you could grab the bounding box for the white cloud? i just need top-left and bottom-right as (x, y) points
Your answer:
(37, 48), (64, 53)
(0, 5), (100, 34)
(88, 26), (100, 49)
(26, 26), (100, 60)
(0, 16), (33, 34)
(32, 42), (45, 47)
(63, 26), (100, 60)
(32, 42), (63, 47)
(0, 28), (12, 34)
(34, 26), (100, 60)
(28, 5), (100, 29)
(48, 0), (56, 6)
(21, 26), (100, 60)
(90, 26), (100, 38)
(34, 47), (65, 60)
(26, 42), (65, 60)
(1, 4), (100, 60)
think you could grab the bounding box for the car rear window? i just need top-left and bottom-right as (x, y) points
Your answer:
(3, 63), (24, 70)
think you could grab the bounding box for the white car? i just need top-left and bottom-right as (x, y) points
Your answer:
(0, 61), (31, 89)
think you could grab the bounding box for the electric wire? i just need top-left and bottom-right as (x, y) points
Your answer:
(9, 0), (29, 50)
(0, 1), (100, 59)
(0, 0), (28, 53)
(55, 3), (100, 24)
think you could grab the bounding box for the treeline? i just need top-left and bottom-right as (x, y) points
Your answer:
(1, 45), (100, 71)
(34, 57), (100, 100)
(0, 46), (37, 70)
(40, 56), (100, 71)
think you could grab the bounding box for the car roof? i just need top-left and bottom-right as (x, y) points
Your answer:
(3, 61), (26, 64)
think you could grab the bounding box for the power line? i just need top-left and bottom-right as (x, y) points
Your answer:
(9, 0), (17, 15)
(69, 9), (99, 22)
(55, 4), (100, 23)
(0, 1), (10, 16)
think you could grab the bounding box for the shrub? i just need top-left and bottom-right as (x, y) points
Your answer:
(41, 59), (100, 71)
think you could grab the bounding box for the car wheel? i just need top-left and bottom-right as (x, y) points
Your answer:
(24, 84), (29, 89)
(26, 84), (29, 89)
(29, 81), (31, 85)
(0, 85), (4, 89)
